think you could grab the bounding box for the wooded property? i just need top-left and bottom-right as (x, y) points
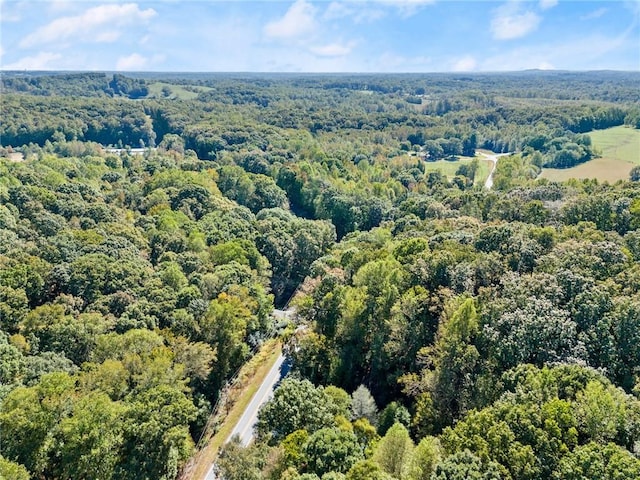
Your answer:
(1, 70), (639, 480)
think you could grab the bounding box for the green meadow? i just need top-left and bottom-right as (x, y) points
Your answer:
(541, 125), (640, 183)
(420, 156), (492, 185)
(147, 81), (214, 100)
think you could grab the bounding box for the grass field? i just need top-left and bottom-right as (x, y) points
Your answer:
(185, 340), (282, 480)
(421, 155), (492, 186)
(541, 125), (640, 183)
(147, 82), (214, 100)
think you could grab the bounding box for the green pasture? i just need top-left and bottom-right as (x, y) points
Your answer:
(421, 155), (492, 186)
(147, 82), (214, 100)
(541, 125), (640, 183)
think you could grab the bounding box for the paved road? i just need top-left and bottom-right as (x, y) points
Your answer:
(204, 308), (294, 480)
(226, 353), (289, 447)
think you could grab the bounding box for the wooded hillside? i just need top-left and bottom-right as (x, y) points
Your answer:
(1, 71), (639, 480)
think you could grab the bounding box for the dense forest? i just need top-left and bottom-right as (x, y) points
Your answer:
(1, 71), (640, 480)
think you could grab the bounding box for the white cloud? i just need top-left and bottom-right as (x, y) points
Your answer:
(116, 53), (148, 70)
(0, 0), (22, 22)
(181, 13), (263, 71)
(481, 26), (637, 71)
(264, 0), (317, 39)
(379, 0), (436, 7)
(624, 0), (640, 19)
(452, 55), (477, 72)
(2, 51), (62, 70)
(95, 31), (122, 43)
(48, 1), (76, 13)
(324, 2), (385, 23)
(378, 0), (436, 7)
(580, 8), (607, 21)
(491, 3), (541, 40)
(538, 61), (555, 70)
(20, 3), (157, 48)
(539, 0), (558, 11)
(324, 2), (351, 20)
(115, 53), (164, 71)
(310, 41), (356, 57)
(372, 52), (432, 72)
(377, 0), (436, 18)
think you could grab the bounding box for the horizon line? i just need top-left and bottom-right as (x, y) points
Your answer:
(2, 68), (640, 75)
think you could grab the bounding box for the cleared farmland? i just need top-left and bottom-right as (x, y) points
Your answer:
(420, 156), (492, 185)
(541, 125), (640, 182)
(147, 81), (214, 100)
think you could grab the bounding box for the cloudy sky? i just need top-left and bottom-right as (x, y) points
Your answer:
(1, 0), (639, 72)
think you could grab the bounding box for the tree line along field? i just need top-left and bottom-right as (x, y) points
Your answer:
(541, 125), (640, 183)
(401, 155), (492, 186)
(146, 81), (216, 101)
(1, 71), (640, 480)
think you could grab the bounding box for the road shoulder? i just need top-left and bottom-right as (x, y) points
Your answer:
(183, 339), (283, 480)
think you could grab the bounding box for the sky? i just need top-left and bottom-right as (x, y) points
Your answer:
(1, 0), (639, 72)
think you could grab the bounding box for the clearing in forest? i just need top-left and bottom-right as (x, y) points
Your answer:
(147, 82), (214, 100)
(541, 125), (640, 182)
(421, 156), (492, 186)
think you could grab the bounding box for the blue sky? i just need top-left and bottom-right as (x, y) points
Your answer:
(1, 0), (639, 72)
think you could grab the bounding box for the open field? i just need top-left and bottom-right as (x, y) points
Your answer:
(541, 125), (640, 182)
(589, 125), (640, 163)
(421, 155), (492, 186)
(147, 82), (214, 100)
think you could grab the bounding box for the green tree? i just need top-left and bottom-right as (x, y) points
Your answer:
(552, 442), (640, 480)
(201, 292), (252, 387)
(573, 381), (631, 445)
(408, 436), (441, 480)
(431, 450), (505, 480)
(257, 379), (336, 442)
(0, 337), (25, 385)
(158, 133), (185, 155)
(0, 372), (75, 476)
(372, 422), (415, 480)
(116, 385), (197, 480)
(0, 285), (28, 333)
(610, 299), (640, 390)
(482, 298), (580, 370)
(215, 437), (265, 480)
(0, 455), (30, 480)
(346, 460), (392, 480)
(352, 417), (380, 456)
(421, 298), (481, 428)
(281, 430), (310, 470)
(439, 407), (538, 480)
(324, 385), (352, 418)
(377, 401), (411, 436)
(53, 392), (126, 480)
(303, 428), (363, 476)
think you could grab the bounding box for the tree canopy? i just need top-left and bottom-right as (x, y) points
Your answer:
(1, 70), (639, 480)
